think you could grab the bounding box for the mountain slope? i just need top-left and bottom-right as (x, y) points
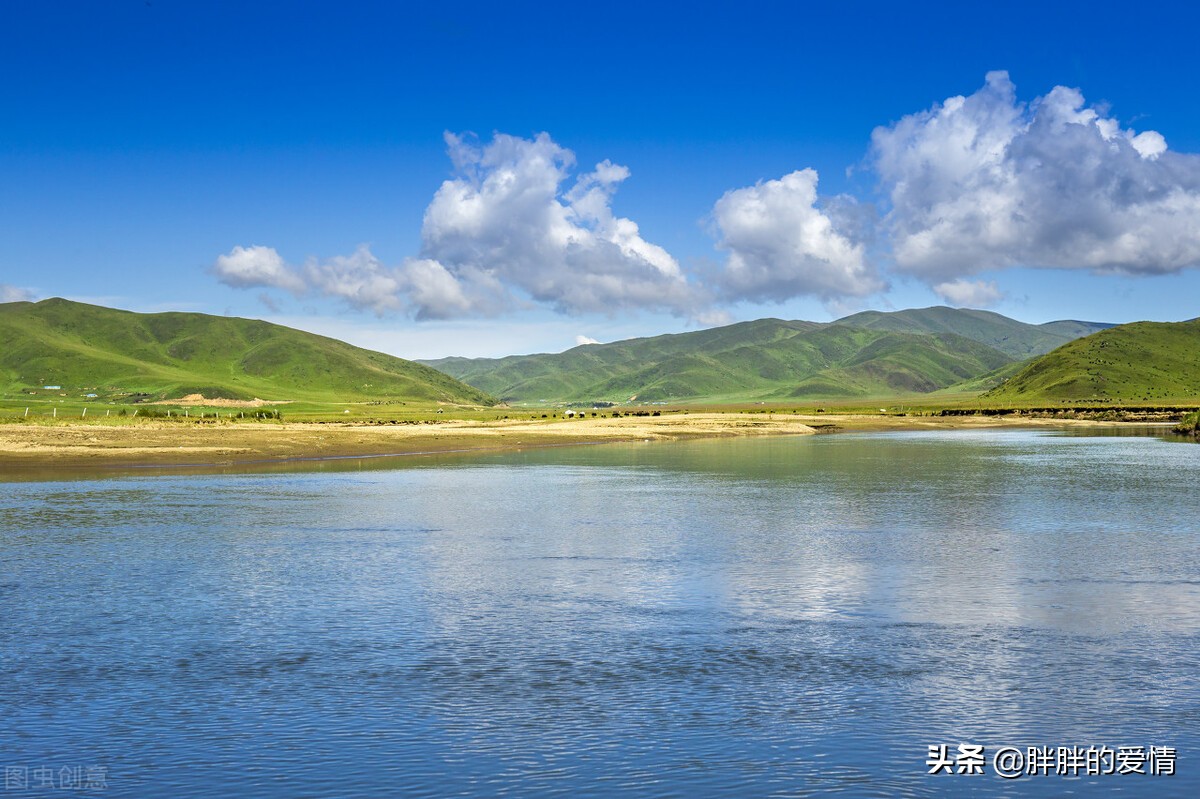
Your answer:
(422, 307), (1115, 404)
(984, 319), (1200, 403)
(423, 320), (1014, 403)
(789, 332), (1013, 397)
(0, 298), (494, 404)
(832, 306), (1112, 358)
(422, 318), (821, 400)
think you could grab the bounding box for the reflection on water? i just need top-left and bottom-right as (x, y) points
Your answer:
(1, 429), (1198, 797)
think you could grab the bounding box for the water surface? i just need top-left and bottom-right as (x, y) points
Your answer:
(2, 430), (1197, 796)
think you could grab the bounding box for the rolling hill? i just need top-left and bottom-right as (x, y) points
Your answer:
(983, 319), (1200, 403)
(0, 298), (494, 405)
(423, 319), (1015, 403)
(422, 307), (1112, 404)
(832, 306), (1112, 358)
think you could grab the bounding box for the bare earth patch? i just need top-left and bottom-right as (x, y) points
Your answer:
(148, 394), (291, 407)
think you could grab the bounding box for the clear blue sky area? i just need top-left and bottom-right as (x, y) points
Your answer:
(3, 1), (1199, 358)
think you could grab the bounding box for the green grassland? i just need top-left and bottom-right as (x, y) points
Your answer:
(1, 400), (529, 425)
(984, 319), (1200, 404)
(0, 298), (494, 411)
(3, 299), (1195, 427)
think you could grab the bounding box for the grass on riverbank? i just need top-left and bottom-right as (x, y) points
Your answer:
(3, 390), (1197, 429)
(1175, 410), (1200, 437)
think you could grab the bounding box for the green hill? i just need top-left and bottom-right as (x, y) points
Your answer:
(0, 298), (494, 405)
(935, 360), (1030, 395)
(832, 306), (1112, 358)
(983, 319), (1200, 403)
(422, 307), (1115, 404)
(425, 319), (818, 401)
(422, 319), (1015, 403)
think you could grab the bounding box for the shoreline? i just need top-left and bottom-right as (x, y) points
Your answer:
(0, 413), (1178, 473)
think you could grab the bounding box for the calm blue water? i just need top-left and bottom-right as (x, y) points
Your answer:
(2, 429), (1198, 797)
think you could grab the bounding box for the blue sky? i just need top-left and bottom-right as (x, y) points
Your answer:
(3, 1), (1200, 358)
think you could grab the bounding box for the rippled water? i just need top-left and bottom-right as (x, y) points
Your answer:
(2, 429), (1198, 797)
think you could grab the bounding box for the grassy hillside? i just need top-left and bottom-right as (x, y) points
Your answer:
(422, 307), (1116, 405)
(423, 319), (818, 400)
(0, 298), (494, 405)
(785, 332), (1013, 398)
(833, 306), (1111, 358)
(984, 320), (1200, 403)
(935, 360), (1030, 395)
(423, 319), (1014, 403)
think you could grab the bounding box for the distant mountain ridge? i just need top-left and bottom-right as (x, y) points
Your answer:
(831, 307), (1112, 358)
(421, 307), (1112, 403)
(0, 298), (494, 405)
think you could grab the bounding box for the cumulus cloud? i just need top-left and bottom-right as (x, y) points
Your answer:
(932, 278), (1004, 307)
(417, 132), (702, 317)
(1, 284), (35, 303)
(218, 79), (1200, 323)
(873, 71), (1200, 280)
(212, 245), (306, 294)
(692, 308), (735, 327)
(300, 248), (486, 320)
(301, 245), (405, 316)
(214, 243), (482, 320)
(710, 169), (884, 303)
(574, 334), (600, 346)
(397, 258), (479, 320)
(215, 132), (703, 320)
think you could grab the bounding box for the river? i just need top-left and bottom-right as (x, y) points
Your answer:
(2, 429), (1196, 796)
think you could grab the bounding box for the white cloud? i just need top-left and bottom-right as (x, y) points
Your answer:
(574, 334), (600, 346)
(214, 132), (703, 320)
(398, 258), (478, 320)
(212, 245), (306, 294)
(692, 308), (735, 327)
(301, 245), (404, 316)
(1, 284), (35, 302)
(933, 278), (1004, 307)
(215, 244), (484, 320)
(417, 132), (702, 317)
(710, 169), (884, 302)
(873, 71), (1200, 281)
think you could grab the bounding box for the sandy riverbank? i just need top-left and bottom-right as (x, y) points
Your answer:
(0, 412), (1164, 471)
